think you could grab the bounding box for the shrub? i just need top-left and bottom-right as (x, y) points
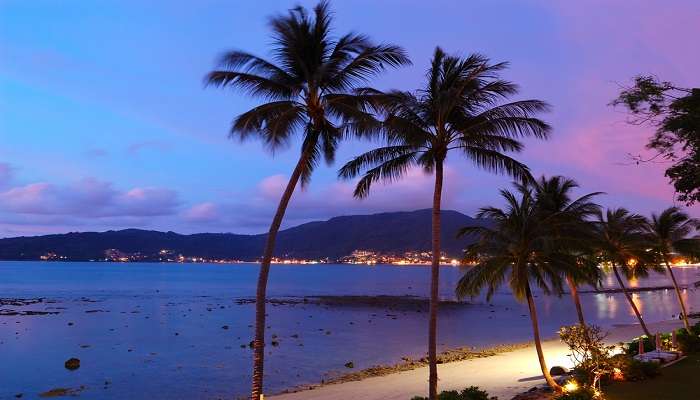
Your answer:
(558, 324), (615, 389)
(609, 354), (660, 381)
(676, 327), (700, 353)
(410, 386), (497, 400)
(690, 320), (700, 336)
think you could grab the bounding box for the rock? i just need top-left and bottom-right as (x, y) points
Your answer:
(39, 387), (83, 398)
(64, 358), (80, 371)
(344, 361), (354, 368)
(549, 365), (568, 376)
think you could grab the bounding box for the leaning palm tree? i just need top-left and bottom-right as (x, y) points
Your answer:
(592, 208), (658, 338)
(206, 2), (409, 398)
(530, 176), (603, 327)
(643, 207), (700, 333)
(457, 187), (570, 392)
(340, 48), (550, 399)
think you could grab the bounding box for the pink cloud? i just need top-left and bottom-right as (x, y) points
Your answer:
(184, 202), (219, 222)
(0, 178), (179, 218)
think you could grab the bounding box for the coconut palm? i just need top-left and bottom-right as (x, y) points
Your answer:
(530, 176), (603, 327)
(456, 187), (572, 392)
(643, 207), (700, 333)
(205, 2), (409, 398)
(339, 47), (550, 399)
(592, 208), (659, 338)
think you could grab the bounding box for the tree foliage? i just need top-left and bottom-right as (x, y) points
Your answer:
(611, 75), (700, 204)
(206, 0), (410, 186)
(339, 47), (550, 197)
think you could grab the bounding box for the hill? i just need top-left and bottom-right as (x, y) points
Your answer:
(0, 209), (487, 261)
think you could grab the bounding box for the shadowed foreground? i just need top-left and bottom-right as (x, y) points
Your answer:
(606, 353), (700, 400)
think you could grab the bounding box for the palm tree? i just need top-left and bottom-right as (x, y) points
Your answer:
(530, 176), (602, 327)
(339, 48), (550, 399)
(592, 208), (658, 338)
(205, 3), (409, 398)
(643, 207), (700, 333)
(456, 187), (570, 392)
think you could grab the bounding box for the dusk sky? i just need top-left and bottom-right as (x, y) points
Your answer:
(1, 0), (699, 237)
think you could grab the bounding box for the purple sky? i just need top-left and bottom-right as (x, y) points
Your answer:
(1, 0), (699, 237)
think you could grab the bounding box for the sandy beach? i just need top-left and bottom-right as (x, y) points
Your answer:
(271, 320), (686, 400)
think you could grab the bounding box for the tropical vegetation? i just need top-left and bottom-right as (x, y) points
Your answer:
(529, 176), (603, 327)
(455, 185), (571, 392)
(340, 47), (550, 399)
(591, 208), (661, 338)
(642, 206), (700, 332)
(206, 2), (409, 398)
(612, 76), (700, 205)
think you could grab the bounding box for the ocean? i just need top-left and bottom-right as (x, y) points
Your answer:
(1, 261), (698, 399)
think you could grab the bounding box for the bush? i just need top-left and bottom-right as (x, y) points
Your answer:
(690, 321), (700, 336)
(609, 354), (660, 381)
(676, 328), (700, 353)
(558, 324), (615, 389)
(554, 386), (596, 400)
(410, 386), (497, 400)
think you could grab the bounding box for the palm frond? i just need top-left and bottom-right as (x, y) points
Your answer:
(205, 71), (297, 100)
(338, 145), (416, 179)
(461, 147), (533, 182)
(352, 152), (417, 198)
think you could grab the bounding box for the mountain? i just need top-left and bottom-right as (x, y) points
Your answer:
(0, 209), (488, 261)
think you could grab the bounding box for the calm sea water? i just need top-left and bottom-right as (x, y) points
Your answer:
(1, 261), (699, 399)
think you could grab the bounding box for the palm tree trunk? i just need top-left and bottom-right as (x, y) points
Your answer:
(525, 283), (562, 392)
(428, 160), (443, 400)
(665, 259), (691, 333)
(612, 265), (652, 338)
(251, 154), (306, 400)
(566, 274), (586, 327)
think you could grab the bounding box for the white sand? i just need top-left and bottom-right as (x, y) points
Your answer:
(270, 320), (684, 400)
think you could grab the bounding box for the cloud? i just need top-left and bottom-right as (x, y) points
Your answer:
(183, 202), (219, 223)
(0, 178), (179, 218)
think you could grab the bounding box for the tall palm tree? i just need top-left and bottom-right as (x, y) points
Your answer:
(592, 208), (658, 338)
(530, 176), (602, 327)
(643, 207), (700, 333)
(456, 187), (571, 392)
(206, 3), (409, 398)
(339, 48), (550, 399)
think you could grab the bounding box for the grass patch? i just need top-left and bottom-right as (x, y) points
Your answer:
(606, 353), (700, 399)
